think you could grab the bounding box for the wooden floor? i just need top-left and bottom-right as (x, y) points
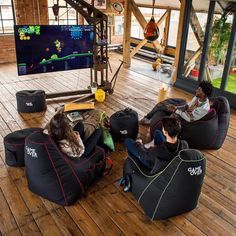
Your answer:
(0, 52), (236, 236)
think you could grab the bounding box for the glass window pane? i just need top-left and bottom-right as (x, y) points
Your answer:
(0, 23), (3, 33)
(48, 8), (55, 20)
(58, 8), (68, 20)
(115, 16), (123, 35)
(3, 19), (14, 33)
(210, 14), (233, 92)
(68, 20), (77, 25)
(0, 0), (11, 5)
(49, 19), (57, 25)
(68, 8), (76, 19)
(225, 57), (236, 94)
(167, 10), (179, 47)
(1, 5), (13, 19)
(60, 1), (66, 6)
(186, 25), (200, 51)
(131, 15), (143, 38)
(48, 0), (54, 7)
(59, 19), (68, 25)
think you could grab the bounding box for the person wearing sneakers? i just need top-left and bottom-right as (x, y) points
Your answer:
(140, 81), (213, 124)
(124, 117), (188, 174)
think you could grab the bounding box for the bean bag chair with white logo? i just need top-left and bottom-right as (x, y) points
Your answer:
(4, 128), (43, 167)
(123, 149), (206, 220)
(25, 131), (106, 206)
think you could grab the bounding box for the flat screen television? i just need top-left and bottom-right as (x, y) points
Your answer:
(14, 25), (94, 76)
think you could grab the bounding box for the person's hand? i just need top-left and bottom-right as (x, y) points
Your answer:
(136, 138), (142, 144)
(166, 104), (176, 112)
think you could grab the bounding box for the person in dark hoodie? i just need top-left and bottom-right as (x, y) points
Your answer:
(124, 117), (189, 174)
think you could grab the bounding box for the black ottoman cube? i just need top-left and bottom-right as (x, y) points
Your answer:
(16, 90), (46, 113)
(4, 128), (42, 167)
(110, 108), (139, 142)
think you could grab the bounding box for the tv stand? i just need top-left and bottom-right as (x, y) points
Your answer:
(46, 0), (119, 99)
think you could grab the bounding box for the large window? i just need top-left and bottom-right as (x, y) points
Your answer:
(167, 10), (179, 47)
(0, 0), (14, 34)
(48, 0), (78, 25)
(176, 0), (236, 109)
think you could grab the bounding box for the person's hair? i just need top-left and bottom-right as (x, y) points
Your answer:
(48, 113), (83, 154)
(199, 81), (213, 97)
(162, 117), (181, 138)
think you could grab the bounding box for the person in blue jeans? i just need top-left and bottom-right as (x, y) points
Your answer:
(125, 117), (189, 174)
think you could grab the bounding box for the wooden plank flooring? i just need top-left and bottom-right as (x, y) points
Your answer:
(0, 52), (236, 236)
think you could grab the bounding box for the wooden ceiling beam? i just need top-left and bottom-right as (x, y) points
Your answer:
(137, 4), (179, 11)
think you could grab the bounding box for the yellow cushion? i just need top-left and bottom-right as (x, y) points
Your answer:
(64, 102), (95, 112)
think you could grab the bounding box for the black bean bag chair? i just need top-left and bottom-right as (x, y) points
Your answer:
(16, 90), (46, 113)
(150, 96), (230, 149)
(110, 108), (139, 142)
(4, 128), (43, 167)
(149, 98), (186, 131)
(123, 149), (206, 220)
(24, 131), (106, 206)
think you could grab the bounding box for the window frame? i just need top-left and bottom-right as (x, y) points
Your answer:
(48, 1), (79, 25)
(0, 0), (15, 35)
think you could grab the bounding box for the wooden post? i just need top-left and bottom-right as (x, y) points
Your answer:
(78, 14), (84, 25)
(123, 0), (132, 68)
(171, 0), (187, 84)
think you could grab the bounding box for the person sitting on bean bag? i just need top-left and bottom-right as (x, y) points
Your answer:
(125, 117), (189, 174)
(48, 113), (102, 158)
(140, 81), (213, 124)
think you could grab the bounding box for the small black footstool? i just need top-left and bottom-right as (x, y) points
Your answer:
(16, 90), (47, 113)
(4, 128), (42, 167)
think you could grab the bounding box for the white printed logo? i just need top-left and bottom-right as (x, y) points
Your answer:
(25, 146), (38, 158)
(188, 166), (202, 176)
(120, 130), (128, 135)
(26, 102), (33, 106)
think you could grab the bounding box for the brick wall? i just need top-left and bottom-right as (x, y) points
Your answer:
(0, 0), (48, 63)
(0, 35), (16, 63)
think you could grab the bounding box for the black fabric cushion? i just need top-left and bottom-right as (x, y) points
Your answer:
(210, 96), (230, 148)
(24, 131), (106, 206)
(123, 149), (206, 220)
(16, 90), (46, 113)
(150, 98), (186, 138)
(4, 128), (42, 167)
(110, 108), (139, 142)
